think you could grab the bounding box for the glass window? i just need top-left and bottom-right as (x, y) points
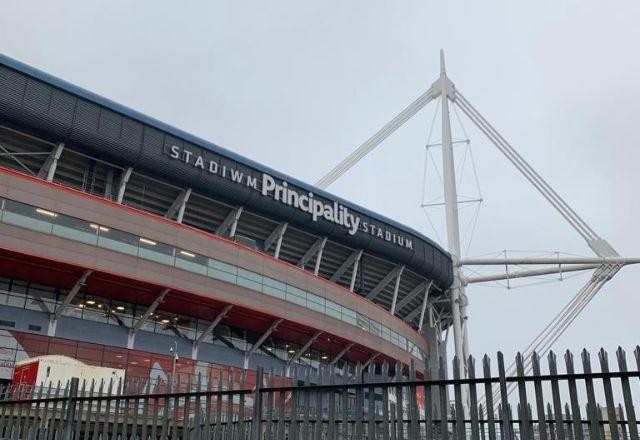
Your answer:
(356, 314), (370, 332)
(52, 215), (98, 245)
(262, 277), (286, 299)
(342, 307), (357, 325)
(325, 300), (342, 319)
(306, 293), (325, 313)
(138, 239), (175, 266)
(285, 285), (307, 306)
(237, 268), (262, 291)
(208, 260), (237, 284)
(175, 251), (208, 275)
(1, 200), (54, 234)
(369, 319), (382, 337)
(97, 228), (139, 256)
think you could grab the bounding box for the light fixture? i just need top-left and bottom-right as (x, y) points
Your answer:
(266, 347), (273, 351)
(35, 208), (57, 217)
(78, 304), (85, 309)
(115, 355), (123, 359)
(86, 300), (96, 305)
(90, 224), (109, 232)
(321, 355), (329, 360)
(130, 361), (138, 365)
(97, 304), (103, 309)
(139, 237), (157, 246)
(161, 319), (170, 324)
(116, 306), (125, 311)
(179, 250), (195, 258)
(288, 349), (295, 354)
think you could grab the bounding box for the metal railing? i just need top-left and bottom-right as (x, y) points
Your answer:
(0, 347), (638, 440)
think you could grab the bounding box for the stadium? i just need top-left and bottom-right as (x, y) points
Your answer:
(0, 53), (453, 387)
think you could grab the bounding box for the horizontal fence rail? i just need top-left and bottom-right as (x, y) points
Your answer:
(0, 347), (638, 440)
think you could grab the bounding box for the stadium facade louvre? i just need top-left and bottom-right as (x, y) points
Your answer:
(0, 53), (453, 383)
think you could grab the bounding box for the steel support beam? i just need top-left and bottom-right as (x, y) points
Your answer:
(465, 263), (601, 284)
(116, 167), (133, 204)
(330, 249), (362, 283)
(297, 237), (326, 269)
(329, 342), (356, 367)
(313, 237), (327, 276)
(216, 206), (243, 238)
(362, 353), (380, 369)
(287, 331), (323, 366)
(366, 265), (403, 301)
(165, 187), (192, 223)
(128, 288), (170, 348)
(48, 270), (92, 336)
(394, 280), (429, 315)
(389, 266), (405, 314)
(404, 283), (432, 323)
(349, 250), (363, 292)
(418, 287), (432, 332)
(461, 256), (640, 266)
(192, 304), (233, 359)
(264, 222), (288, 257)
(244, 319), (283, 369)
(37, 142), (65, 181)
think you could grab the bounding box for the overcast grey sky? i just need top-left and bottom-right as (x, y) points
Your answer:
(1, 1), (639, 361)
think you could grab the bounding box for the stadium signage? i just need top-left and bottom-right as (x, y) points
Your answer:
(167, 145), (413, 249)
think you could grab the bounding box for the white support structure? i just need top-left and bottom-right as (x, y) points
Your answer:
(389, 266), (405, 315)
(47, 270), (91, 336)
(329, 342), (356, 367)
(330, 249), (362, 283)
(264, 222), (288, 258)
(128, 288), (170, 349)
(116, 167), (133, 204)
(404, 282), (432, 323)
(165, 187), (192, 223)
(297, 237), (327, 270)
(313, 50), (637, 408)
(394, 280), (430, 316)
(365, 265), (403, 301)
(244, 319), (283, 369)
(38, 142), (65, 182)
(192, 304), (233, 359)
(417, 288), (431, 332)
(216, 206), (243, 238)
(287, 331), (323, 366)
(349, 250), (363, 292)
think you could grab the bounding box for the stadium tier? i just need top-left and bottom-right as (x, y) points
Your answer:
(0, 53), (453, 384)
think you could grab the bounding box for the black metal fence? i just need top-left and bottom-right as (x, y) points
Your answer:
(0, 347), (638, 440)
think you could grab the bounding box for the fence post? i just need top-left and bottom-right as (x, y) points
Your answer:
(63, 377), (79, 440)
(251, 367), (264, 440)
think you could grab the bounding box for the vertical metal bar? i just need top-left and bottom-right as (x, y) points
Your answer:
(565, 351), (584, 440)
(327, 369), (336, 440)
(381, 362), (390, 440)
(214, 375), (223, 440)
(497, 353), (511, 440)
(423, 359), (433, 440)
(131, 378), (141, 440)
(395, 362), (404, 440)
(548, 352), (566, 440)
(150, 397), (159, 440)
(121, 381), (131, 440)
(407, 360), (418, 440)
(203, 374), (212, 440)
(82, 380), (95, 440)
(564, 403), (574, 440)
(237, 371), (247, 440)
(453, 357), (465, 440)
(355, 364), (364, 440)
(265, 371), (274, 440)
(171, 376), (180, 440)
(192, 374), (202, 440)
(483, 356), (496, 440)
(581, 350), (601, 440)
(276, 370), (286, 440)
(340, 371), (348, 440)
(112, 378), (122, 440)
(102, 378), (114, 440)
(619, 403), (629, 440)
(515, 354), (531, 440)
(140, 381), (150, 440)
(438, 357), (448, 440)
(548, 404), (557, 440)
(617, 347), (638, 440)
(0, 384), (9, 439)
(531, 353), (548, 440)
(250, 368), (264, 440)
(468, 357), (480, 440)
(91, 380), (105, 440)
(13, 384), (26, 440)
(29, 381), (45, 440)
(599, 349), (620, 440)
(161, 376), (171, 440)
(368, 363), (377, 440)
(46, 381), (62, 440)
(314, 369), (323, 440)
(303, 368), (311, 440)
(63, 378), (79, 440)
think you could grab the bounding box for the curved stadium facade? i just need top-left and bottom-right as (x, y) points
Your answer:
(0, 54), (453, 385)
